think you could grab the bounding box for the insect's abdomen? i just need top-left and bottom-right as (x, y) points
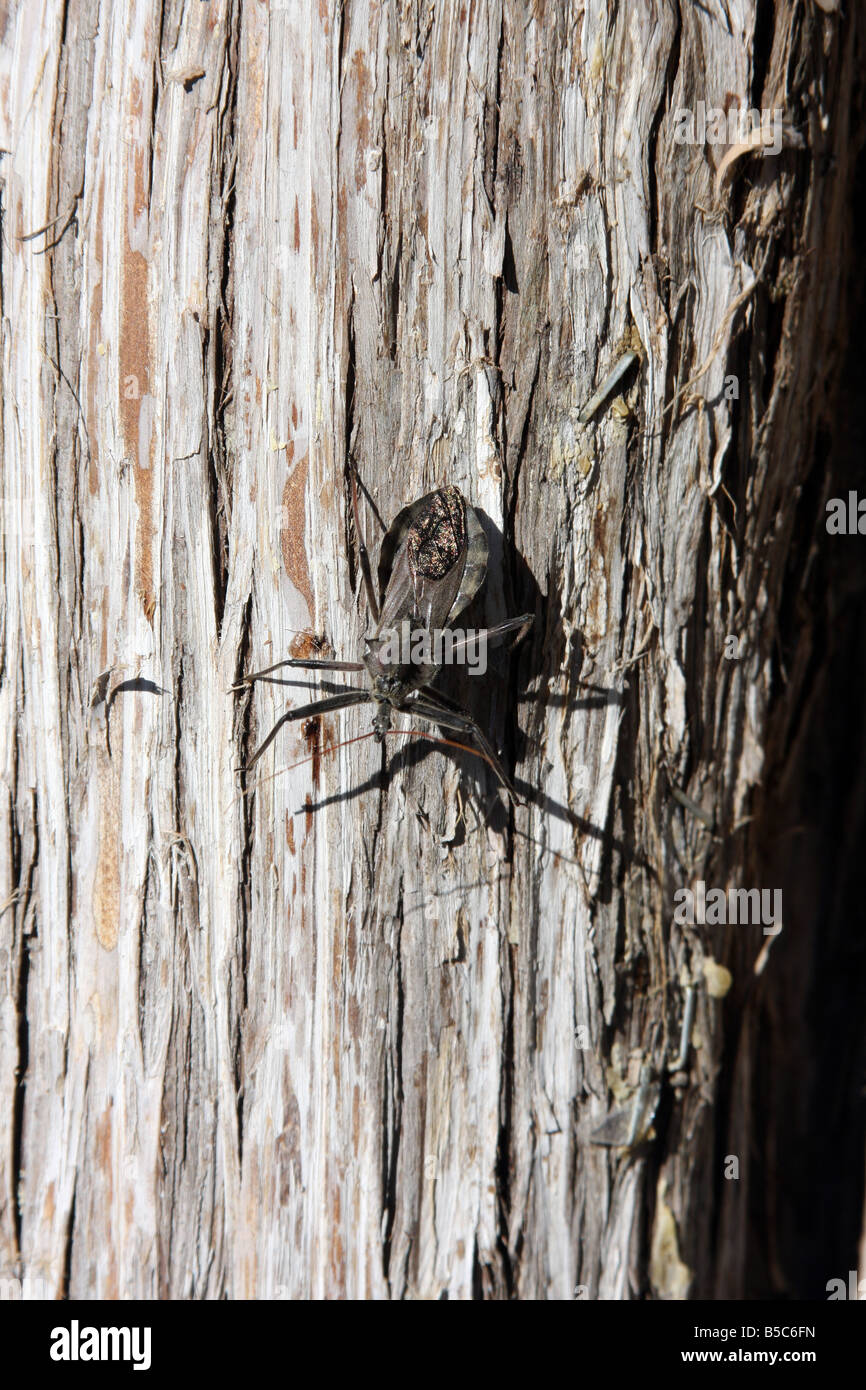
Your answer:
(376, 484), (487, 636)
(406, 487), (466, 579)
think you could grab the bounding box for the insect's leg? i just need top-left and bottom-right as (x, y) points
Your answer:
(245, 689), (371, 772)
(445, 613), (534, 662)
(408, 694), (523, 805)
(246, 675), (356, 697)
(231, 655), (365, 691)
(349, 464), (381, 626)
(416, 686), (468, 716)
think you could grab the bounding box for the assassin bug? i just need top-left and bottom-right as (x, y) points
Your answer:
(235, 472), (533, 802)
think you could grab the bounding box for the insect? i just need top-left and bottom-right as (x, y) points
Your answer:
(235, 472), (533, 802)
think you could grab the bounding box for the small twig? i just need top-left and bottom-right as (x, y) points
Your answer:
(578, 349), (639, 424)
(668, 983), (698, 1072)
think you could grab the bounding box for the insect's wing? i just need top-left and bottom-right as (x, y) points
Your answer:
(376, 486), (488, 633)
(377, 498), (422, 602)
(449, 501), (488, 621)
(376, 487), (462, 634)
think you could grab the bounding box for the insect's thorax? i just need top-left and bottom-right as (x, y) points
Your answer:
(363, 636), (433, 702)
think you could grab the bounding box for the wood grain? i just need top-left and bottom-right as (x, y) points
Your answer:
(0, 0), (861, 1299)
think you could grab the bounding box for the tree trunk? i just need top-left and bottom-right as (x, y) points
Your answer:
(1, 0), (863, 1300)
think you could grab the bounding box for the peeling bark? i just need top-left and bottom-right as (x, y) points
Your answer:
(1, 0), (864, 1300)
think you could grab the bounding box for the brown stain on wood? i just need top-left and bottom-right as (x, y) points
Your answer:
(119, 78), (156, 622)
(346, 914), (356, 975)
(302, 717), (321, 789)
(122, 246), (155, 622)
(280, 452), (314, 615)
(348, 998), (360, 1044)
(330, 1185), (344, 1290)
(351, 52), (371, 191)
(94, 763), (120, 951)
(96, 1107), (113, 1188)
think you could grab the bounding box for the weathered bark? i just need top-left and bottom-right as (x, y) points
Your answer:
(1, 0), (863, 1300)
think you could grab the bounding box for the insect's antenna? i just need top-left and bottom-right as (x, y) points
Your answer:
(233, 730), (382, 806)
(390, 728), (505, 781)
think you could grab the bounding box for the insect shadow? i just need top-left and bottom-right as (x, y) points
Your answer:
(237, 481), (628, 843)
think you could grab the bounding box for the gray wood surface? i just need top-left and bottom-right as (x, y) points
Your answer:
(0, 0), (860, 1299)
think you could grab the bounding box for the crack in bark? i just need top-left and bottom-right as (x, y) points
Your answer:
(11, 904), (31, 1258)
(381, 874), (404, 1292)
(61, 1172), (77, 1298)
(343, 293), (358, 596)
(494, 939), (516, 1295)
(646, 3), (682, 257)
(209, 8), (240, 637)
